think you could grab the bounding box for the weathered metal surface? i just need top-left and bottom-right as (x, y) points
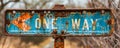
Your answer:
(4, 9), (115, 36)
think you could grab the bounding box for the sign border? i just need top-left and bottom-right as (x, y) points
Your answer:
(4, 8), (115, 37)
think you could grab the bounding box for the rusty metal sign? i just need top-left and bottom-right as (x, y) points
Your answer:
(4, 9), (115, 36)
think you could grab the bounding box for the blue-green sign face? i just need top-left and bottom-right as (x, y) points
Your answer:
(4, 9), (115, 36)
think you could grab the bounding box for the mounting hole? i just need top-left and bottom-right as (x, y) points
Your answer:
(48, 11), (50, 13)
(101, 10), (105, 14)
(83, 11), (86, 14)
(44, 11), (46, 13)
(13, 11), (16, 14)
(32, 11), (35, 14)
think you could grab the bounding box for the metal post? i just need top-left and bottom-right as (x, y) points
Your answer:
(54, 35), (64, 48)
(51, 30), (65, 48)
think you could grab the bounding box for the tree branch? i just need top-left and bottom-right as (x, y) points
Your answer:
(91, 0), (95, 8)
(0, 0), (20, 12)
(0, 0), (3, 11)
(40, 0), (51, 9)
(0, 0), (12, 11)
(118, 0), (120, 8)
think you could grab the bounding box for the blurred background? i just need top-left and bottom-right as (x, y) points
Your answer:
(0, 0), (120, 48)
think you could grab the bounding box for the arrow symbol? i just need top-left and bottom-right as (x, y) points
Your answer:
(12, 13), (32, 32)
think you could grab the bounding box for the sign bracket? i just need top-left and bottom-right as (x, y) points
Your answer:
(51, 5), (66, 48)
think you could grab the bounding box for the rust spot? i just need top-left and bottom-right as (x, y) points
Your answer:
(18, 19), (23, 23)
(66, 21), (69, 25)
(52, 5), (66, 9)
(107, 18), (115, 25)
(6, 19), (10, 25)
(52, 29), (57, 34)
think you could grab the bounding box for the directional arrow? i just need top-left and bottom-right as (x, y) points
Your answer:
(12, 13), (32, 32)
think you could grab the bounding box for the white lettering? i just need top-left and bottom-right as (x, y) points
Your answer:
(35, 18), (41, 29)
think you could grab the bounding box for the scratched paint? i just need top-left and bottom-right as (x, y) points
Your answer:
(5, 10), (112, 35)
